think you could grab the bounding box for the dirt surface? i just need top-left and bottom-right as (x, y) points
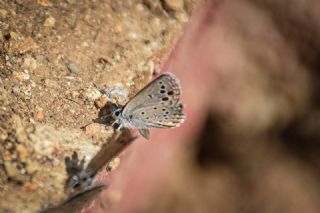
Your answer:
(0, 0), (195, 212)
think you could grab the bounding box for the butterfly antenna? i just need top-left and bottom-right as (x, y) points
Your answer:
(93, 83), (102, 93)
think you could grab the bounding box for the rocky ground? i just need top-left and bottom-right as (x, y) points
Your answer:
(0, 0), (195, 212)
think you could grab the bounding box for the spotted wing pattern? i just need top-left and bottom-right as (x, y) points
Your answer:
(122, 73), (185, 128)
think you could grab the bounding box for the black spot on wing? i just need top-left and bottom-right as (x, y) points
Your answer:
(168, 91), (174, 95)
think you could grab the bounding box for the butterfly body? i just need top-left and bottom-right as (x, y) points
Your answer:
(112, 73), (185, 139)
(112, 108), (149, 129)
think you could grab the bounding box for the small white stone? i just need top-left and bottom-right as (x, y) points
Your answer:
(43, 16), (55, 27)
(24, 56), (37, 70)
(175, 11), (189, 23)
(135, 3), (145, 12)
(128, 31), (139, 40)
(85, 86), (101, 100)
(163, 0), (184, 11)
(13, 69), (30, 81)
(12, 85), (20, 94)
(100, 86), (128, 102)
(82, 41), (89, 47)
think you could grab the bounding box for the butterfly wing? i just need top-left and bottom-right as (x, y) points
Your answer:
(122, 73), (185, 128)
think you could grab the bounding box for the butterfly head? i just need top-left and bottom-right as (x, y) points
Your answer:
(112, 107), (122, 119)
(111, 107), (124, 129)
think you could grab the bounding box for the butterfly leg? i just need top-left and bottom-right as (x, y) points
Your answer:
(138, 129), (150, 140)
(111, 120), (121, 128)
(100, 113), (112, 121)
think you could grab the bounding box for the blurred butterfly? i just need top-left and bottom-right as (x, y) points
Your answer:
(111, 72), (185, 139)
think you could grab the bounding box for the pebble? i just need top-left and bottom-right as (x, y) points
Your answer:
(142, 0), (162, 13)
(94, 97), (108, 108)
(24, 182), (37, 191)
(81, 41), (89, 47)
(26, 161), (39, 173)
(84, 86), (101, 100)
(32, 111), (45, 121)
(21, 85), (32, 97)
(150, 17), (163, 31)
(175, 11), (189, 22)
(30, 80), (37, 87)
(8, 31), (19, 40)
(5, 36), (38, 55)
(100, 86), (128, 102)
(23, 69), (30, 79)
(23, 56), (37, 70)
(18, 37), (39, 54)
(33, 139), (55, 157)
(52, 158), (60, 166)
(163, 0), (184, 11)
(0, 127), (8, 141)
(4, 161), (20, 177)
(64, 76), (75, 81)
(0, 8), (7, 17)
(16, 144), (29, 162)
(22, 37), (39, 54)
(3, 149), (13, 160)
(12, 85), (20, 94)
(13, 69), (30, 81)
(66, 60), (80, 73)
(4, 161), (27, 182)
(128, 31), (139, 40)
(107, 157), (120, 171)
(149, 41), (161, 51)
(36, 0), (52, 7)
(44, 79), (58, 88)
(43, 16), (55, 27)
(70, 90), (79, 98)
(135, 3), (145, 12)
(113, 52), (121, 61)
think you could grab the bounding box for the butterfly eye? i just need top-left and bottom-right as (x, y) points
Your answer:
(114, 109), (121, 116)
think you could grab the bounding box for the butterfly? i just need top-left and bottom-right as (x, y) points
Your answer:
(111, 72), (185, 139)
